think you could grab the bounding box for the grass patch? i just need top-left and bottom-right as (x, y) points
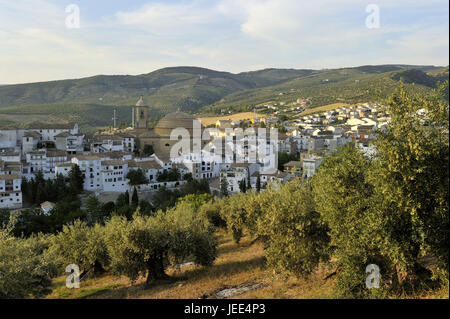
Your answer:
(76, 285), (120, 299)
(301, 103), (350, 116)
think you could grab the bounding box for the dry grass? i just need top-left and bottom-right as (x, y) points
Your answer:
(197, 112), (267, 126)
(46, 231), (448, 299)
(301, 103), (350, 116)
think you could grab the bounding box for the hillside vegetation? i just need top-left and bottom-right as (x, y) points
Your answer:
(199, 66), (447, 114)
(0, 65), (447, 128)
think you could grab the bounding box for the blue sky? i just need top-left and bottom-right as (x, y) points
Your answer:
(0, 0), (448, 84)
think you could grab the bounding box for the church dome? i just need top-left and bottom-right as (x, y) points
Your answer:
(155, 111), (203, 136)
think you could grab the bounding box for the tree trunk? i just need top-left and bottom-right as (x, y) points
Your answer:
(145, 253), (170, 287)
(93, 260), (106, 276)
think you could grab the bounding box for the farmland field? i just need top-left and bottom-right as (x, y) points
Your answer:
(198, 112), (267, 126)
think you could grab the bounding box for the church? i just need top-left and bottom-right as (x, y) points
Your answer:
(130, 97), (209, 160)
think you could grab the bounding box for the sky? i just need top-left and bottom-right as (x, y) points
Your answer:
(0, 0), (448, 84)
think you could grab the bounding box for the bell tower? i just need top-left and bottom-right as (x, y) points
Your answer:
(135, 96), (149, 129)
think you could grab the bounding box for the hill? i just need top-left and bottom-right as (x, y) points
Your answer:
(198, 66), (447, 115)
(0, 67), (311, 112)
(0, 65), (447, 128)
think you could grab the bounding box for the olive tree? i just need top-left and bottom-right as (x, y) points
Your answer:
(312, 145), (385, 297)
(104, 203), (217, 286)
(0, 219), (57, 298)
(369, 82), (449, 289)
(258, 179), (330, 277)
(48, 220), (109, 277)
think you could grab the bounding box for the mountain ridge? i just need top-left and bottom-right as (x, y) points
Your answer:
(0, 65), (447, 128)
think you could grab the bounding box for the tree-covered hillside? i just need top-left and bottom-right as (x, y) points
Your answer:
(0, 65), (447, 127)
(199, 66), (447, 115)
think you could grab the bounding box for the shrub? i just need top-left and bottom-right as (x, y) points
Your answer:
(104, 203), (217, 286)
(48, 220), (109, 277)
(258, 179), (330, 277)
(0, 220), (57, 298)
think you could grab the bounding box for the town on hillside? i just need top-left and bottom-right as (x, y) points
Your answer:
(0, 95), (388, 212)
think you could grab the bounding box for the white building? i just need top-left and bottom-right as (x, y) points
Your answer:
(71, 155), (103, 191)
(90, 134), (135, 154)
(55, 163), (76, 177)
(1, 122), (79, 156)
(23, 150), (68, 180)
(220, 163), (260, 194)
(303, 155), (323, 179)
(100, 160), (129, 193)
(55, 132), (85, 154)
(0, 174), (22, 209)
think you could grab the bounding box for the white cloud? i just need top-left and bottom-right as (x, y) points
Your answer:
(115, 0), (221, 36)
(0, 0), (447, 84)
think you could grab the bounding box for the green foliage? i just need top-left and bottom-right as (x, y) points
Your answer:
(48, 220), (109, 276)
(238, 179), (247, 193)
(220, 178), (229, 197)
(143, 144), (155, 156)
(68, 165), (85, 195)
(219, 180), (329, 276)
(256, 176), (261, 192)
(131, 187), (139, 206)
(369, 81), (449, 287)
(1, 197), (85, 237)
(278, 152), (298, 171)
(116, 191), (130, 207)
(198, 200), (227, 229)
(85, 195), (104, 225)
(311, 82), (449, 297)
(21, 172), (75, 205)
(104, 204), (217, 285)
(219, 194), (248, 244)
(312, 145), (384, 297)
(177, 193), (214, 210)
(157, 168), (181, 182)
(126, 169), (149, 186)
(0, 220), (57, 298)
(258, 180), (330, 277)
(152, 179), (211, 211)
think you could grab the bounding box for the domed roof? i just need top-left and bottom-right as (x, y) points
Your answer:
(155, 111), (203, 135)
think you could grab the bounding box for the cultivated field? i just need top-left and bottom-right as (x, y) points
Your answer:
(197, 112), (267, 126)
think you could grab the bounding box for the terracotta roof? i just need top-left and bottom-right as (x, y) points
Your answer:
(284, 161), (302, 168)
(25, 122), (75, 130)
(134, 160), (162, 169)
(101, 160), (127, 166)
(92, 134), (124, 142)
(56, 163), (75, 168)
(55, 132), (71, 138)
(0, 174), (21, 180)
(23, 131), (42, 138)
(73, 155), (101, 161)
(46, 150), (67, 157)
